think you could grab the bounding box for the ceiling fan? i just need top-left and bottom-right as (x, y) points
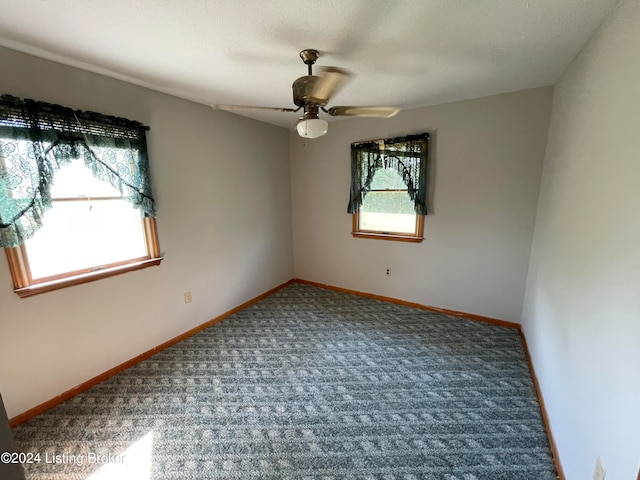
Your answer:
(212, 49), (400, 139)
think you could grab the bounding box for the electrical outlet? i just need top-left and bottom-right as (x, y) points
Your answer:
(593, 457), (606, 480)
(385, 268), (391, 276)
(184, 291), (192, 304)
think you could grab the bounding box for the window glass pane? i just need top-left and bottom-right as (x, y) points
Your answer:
(50, 159), (121, 198)
(360, 191), (416, 234)
(369, 168), (407, 190)
(22, 160), (147, 280)
(24, 199), (147, 279)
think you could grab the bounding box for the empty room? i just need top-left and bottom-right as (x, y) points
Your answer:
(0, 1), (638, 479)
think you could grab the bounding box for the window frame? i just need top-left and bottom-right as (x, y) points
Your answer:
(349, 134), (429, 243)
(352, 208), (425, 242)
(5, 217), (161, 298)
(0, 94), (162, 297)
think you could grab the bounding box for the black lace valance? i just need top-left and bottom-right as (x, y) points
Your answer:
(0, 94), (154, 248)
(0, 94), (149, 137)
(347, 133), (430, 215)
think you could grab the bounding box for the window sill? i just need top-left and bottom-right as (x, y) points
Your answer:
(351, 231), (423, 243)
(14, 257), (163, 298)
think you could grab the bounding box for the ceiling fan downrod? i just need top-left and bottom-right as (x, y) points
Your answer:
(299, 49), (319, 75)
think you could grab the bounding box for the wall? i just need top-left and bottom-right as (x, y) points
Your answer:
(0, 46), (293, 418)
(290, 87), (552, 322)
(521, 0), (640, 478)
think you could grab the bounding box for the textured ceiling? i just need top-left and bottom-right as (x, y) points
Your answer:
(0, 0), (617, 128)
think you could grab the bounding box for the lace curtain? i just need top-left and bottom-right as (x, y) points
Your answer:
(0, 94), (155, 248)
(347, 133), (430, 215)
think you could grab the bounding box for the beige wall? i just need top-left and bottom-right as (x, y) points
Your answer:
(521, 0), (640, 478)
(290, 87), (552, 322)
(0, 46), (293, 418)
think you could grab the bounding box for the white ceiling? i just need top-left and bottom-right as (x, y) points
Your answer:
(0, 0), (617, 128)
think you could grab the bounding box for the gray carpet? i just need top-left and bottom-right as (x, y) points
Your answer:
(12, 283), (558, 479)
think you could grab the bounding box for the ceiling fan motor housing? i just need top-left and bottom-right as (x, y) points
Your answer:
(292, 76), (327, 107)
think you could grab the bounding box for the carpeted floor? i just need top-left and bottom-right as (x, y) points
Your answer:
(12, 283), (558, 479)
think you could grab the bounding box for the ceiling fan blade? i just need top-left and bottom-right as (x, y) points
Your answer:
(309, 67), (352, 105)
(326, 106), (400, 118)
(212, 104), (298, 113)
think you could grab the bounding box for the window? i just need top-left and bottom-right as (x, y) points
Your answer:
(355, 167), (424, 237)
(0, 94), (161, 297)
(348, 133), (429, 242)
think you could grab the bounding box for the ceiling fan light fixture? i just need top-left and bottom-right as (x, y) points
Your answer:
(296, 117), (328, 138)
